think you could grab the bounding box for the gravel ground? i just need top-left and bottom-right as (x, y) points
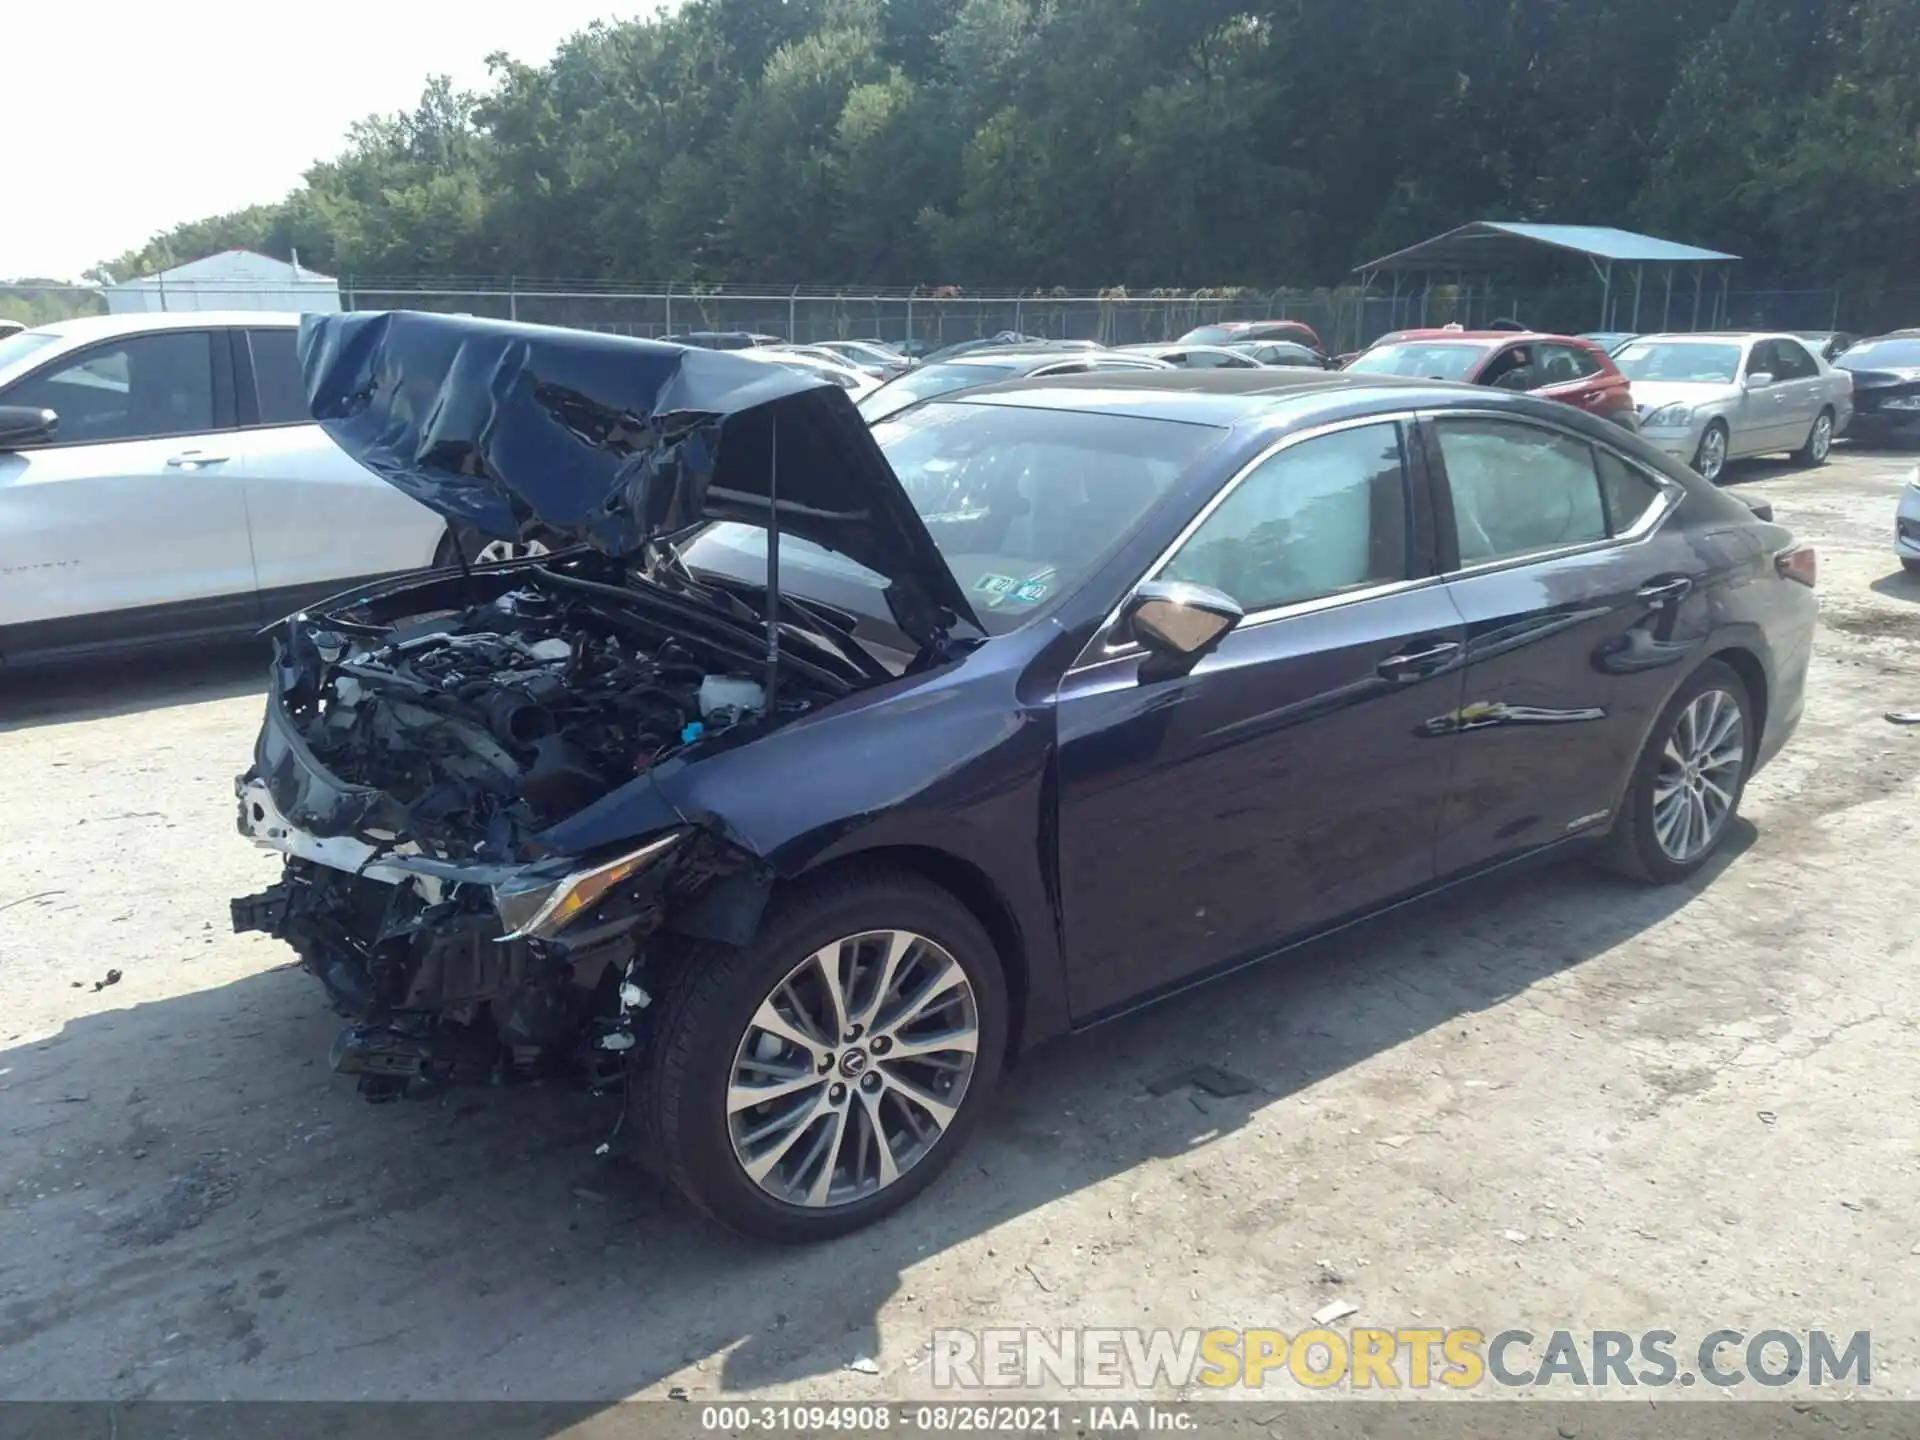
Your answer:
(2, 445), (1917, 1404)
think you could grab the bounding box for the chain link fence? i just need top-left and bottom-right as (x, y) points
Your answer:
(8, 278), (1920, 352)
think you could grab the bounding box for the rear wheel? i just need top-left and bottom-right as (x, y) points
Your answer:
(1794, 408), (1835, 466)
(646, 865), (1008, 1242)
(1693, 422), (1729, 484)
(1596, 660), (1753, 885)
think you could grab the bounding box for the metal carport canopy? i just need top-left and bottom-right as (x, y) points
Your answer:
(1353, 222), (1740, 331)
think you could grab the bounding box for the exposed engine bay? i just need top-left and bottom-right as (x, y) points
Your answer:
(229, 308), (978, 1117)
(233, 554), (878, 1099)
(280, 565), (822, 861)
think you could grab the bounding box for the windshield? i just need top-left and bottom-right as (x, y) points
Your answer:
(1613, 342), (1742, 384)
(857, 362), (1022, 422)
(0, 330), (59, 382)
(679, 401), (1222, 636)
(1837, 339), (1920, 370)
(1345, 342), (1491, 381)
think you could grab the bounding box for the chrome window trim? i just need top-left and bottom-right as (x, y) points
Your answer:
(1418, 407), (1685, 581)
(1071, 411), (1426, 670)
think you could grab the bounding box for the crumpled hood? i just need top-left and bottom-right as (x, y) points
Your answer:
(299, 310), (979, 640)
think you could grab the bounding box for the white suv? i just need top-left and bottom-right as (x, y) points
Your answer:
(0, 311), (448, 667)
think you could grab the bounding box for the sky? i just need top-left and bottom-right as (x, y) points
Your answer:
(5, 1), (655, 281)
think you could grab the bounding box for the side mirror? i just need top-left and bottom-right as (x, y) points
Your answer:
(0, 405), (56, 450)
(1124, 580), (1243, 673)
(1745, 372), (1775, 390)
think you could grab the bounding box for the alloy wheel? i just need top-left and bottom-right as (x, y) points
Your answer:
(1809, 413), (1833, 462)
(727, 930), (980, 1208)
(1652, 689), (1746, 863)
(474, 538), (551, 564)
(1695, 426), (1727, 483)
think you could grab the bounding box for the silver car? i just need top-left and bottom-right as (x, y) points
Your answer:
(1896, 466), (1920, 575)
(0, 312), (449, 667)
(1614, 332), (1854, 483)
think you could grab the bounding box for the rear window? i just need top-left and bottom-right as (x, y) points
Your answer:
(1613, 342), (1742, 384)
(246, 328), (311, 425)
(857, 362), (1021, 422)
(1838, 339), (1920, 370)
(1346, 342), (1492, 382)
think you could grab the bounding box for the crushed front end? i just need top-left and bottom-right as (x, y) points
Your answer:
(231, 558), (825, 1100)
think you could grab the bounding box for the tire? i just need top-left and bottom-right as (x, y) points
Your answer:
(1794, 408), (1835, 466)
(1903, 558), (1920, 576)
(1692, 421), (1729, 484)
(645, 864), (1009, 1242)
(1596, 660), (1754, 885)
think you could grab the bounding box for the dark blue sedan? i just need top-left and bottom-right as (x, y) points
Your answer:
(234, 315), (1817, 1242)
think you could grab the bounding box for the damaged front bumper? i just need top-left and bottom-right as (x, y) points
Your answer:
(232, 699), (690, 1099)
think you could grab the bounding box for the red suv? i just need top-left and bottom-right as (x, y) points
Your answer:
(1345, 329), (1638, 430)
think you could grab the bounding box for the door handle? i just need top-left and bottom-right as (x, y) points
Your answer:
(1637, 577), (1693, 605)
(1376, 640), (1461, 681)
(165, 451), (230, 468)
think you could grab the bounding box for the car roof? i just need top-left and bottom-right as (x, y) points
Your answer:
(28, 310), (310, 345)
(946, 366), (1465, 426)
(1122, 343), (1254, 357)
(1375, 329), (1593, 345)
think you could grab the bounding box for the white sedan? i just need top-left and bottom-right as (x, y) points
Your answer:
(0, 311), (449, 667)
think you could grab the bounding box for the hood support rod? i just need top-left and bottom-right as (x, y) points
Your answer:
(764, 415), (782, 715)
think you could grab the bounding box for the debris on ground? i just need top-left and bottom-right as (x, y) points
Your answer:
(92, 969), (123, 992)
(845, 1356), (881, 1375)
(1313, 1300), (1360, 1325)
(1146, 1065), (1259, 1098)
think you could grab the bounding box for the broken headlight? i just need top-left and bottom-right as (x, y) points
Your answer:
(493, 831), (687, 942)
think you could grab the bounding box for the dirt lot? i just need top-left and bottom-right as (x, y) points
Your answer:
(3, 445), (1918, 1404)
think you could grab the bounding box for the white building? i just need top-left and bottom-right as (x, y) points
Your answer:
(104, 249), (343, 315)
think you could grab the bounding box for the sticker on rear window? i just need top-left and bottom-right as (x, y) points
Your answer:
(1009, 578), (1051, 604)
(973, 573), (1017, 598)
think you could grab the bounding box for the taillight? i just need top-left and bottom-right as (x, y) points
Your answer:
(1776, 546), (1817, 588)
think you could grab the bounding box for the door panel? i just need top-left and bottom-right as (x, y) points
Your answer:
(1739, 341), (1795, 452)
(1056, 417), (1462, 1018)
(234, 424), (444, 602)
(234, 327), (445, 604)
(1769, 338), (1824, 447)
(1422, 415), (1712, 875)
(0, 329), (255, 637)
(1057, 592), (1466, 1017)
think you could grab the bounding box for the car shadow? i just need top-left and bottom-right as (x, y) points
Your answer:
(1869, 568), (1920, 604)
(0, 643), (267, 735)
(0, 824), (1752, 1403)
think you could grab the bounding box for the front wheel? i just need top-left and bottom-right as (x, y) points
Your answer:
(646, 866), (1009, 1242)
(434, 527), (552, 568)
(1596, 661), (1753, 885)
(1693, 422), (1730, 484)
(1794, 408), (1835, 466)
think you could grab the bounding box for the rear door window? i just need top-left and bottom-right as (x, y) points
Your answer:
(1434, 417), (1608, 564)
(245, 328), (311, 426)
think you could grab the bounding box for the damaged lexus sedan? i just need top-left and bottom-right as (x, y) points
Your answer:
(233, 312), (1816, 1241)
